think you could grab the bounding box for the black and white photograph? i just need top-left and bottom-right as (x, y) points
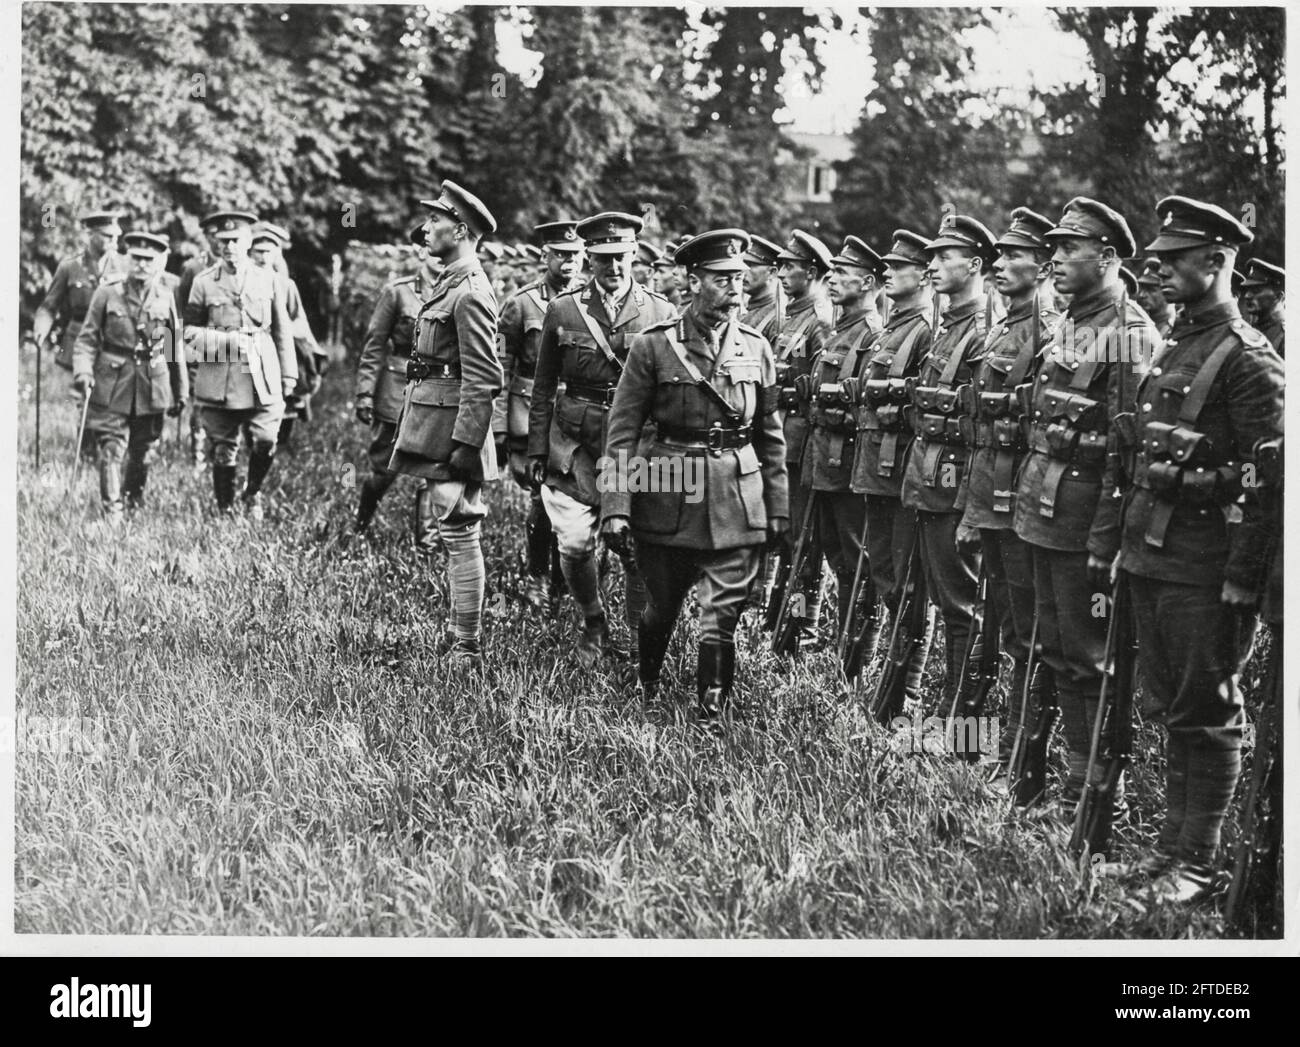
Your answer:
(5, 0), (1290, 960)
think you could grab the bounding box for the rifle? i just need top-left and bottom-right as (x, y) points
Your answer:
(869, 534), (923, 724)
(1070, 574), (1136, 861)
(1004, 617), (1061, 806)
(33, 334), (43, 468)
(770, 490), (819, 656)
(1225, 625), (1282, 934)
(946, 564), (1000, 761)
(836, 511), (876, 679)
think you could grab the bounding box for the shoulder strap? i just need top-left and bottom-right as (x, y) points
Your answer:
(662, 321), (742, 419)
(576, 303), (623, 372)
(1007, 291), (1043, 386)
(938, 317), (981, 387)
(887, 315), (929, 378)
(1178, 332), (1241, 425)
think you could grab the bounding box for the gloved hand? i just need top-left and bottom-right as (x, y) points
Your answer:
(166, 397), (187, 418)
(282, 378), (297, 399)
(72, 374), (94, 397)
(765, 517), (790, 551)
(602, 516), (632, 560)
(529, 456), (548, 490)
(1086, 552), (1115, 595)
(956, 522), (980, 549)
(447, 440), (479, 480)
(355, 399), (374, 425)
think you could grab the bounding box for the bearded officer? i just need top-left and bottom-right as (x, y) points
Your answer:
(1107, 197), (1283, 900)
(528, 211), (676, 666)
(769, 229), (834, 650)
(184, 211), (297, 518)
(1239, 259), (1284, 357)
(32, 210), (129, 461)
(601, 230), (788, 716)
(499, 220), (583, 607)
(71, 231), (187, 519)
(353, 223), (441, 551)
(806, 236), (885, 665)
(387, 183), (503, 664)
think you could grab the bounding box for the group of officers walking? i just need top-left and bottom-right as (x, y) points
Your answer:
(32, 180), (1284, 914)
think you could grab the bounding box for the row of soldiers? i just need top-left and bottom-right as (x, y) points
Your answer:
(347, 182), (1282, 911)
(32, 183), (1283, 914)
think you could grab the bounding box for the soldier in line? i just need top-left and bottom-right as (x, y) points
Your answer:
(849, 230), (935, 698)
(249, 222), (326, 454)
(174, 212), (228, 468)
(182, 211), (297, 519)
(632, 241), (659, 289)
(651, 248), (681, 307)
(388, 182), (504, 664)
(955, 209), (1060, 774)
(903, 214), (996, 711)
(528, 212), (676, 666)
(1013, 197), (1157, 818)
(1240, 259), (1284, 357)
(352, 224), (443, 551)
(32, 210), (130, 461)
(805, 236), (885, 657)
(601, 230), (788, 716)
(770, 230), (834, 651)
(71, 231), (187, 520)
(499, 220), (584, 607)
(1107, 198), (1284, 901)
(740, 235), (786, 346)
(1135, 259), (1177, 339)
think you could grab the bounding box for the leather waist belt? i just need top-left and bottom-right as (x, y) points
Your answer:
(407, 358), (461, 380)
(655, 422), (752, 453)
(566, 382), (618, 407)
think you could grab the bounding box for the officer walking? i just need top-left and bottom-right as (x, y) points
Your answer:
(71, 231), (187, 519)
(353, 223), (442, 551)
(903, 214), (996, 712)
(182, 211), (297, 518)
(601, 230), (788, 716)
(770, 230), (834, 650)
(175, 212), (227, 468)
(806, 236), (885, 665)
(1013, 197), (1157, 817)
(1239, 259), (1284, 357)
(32, 210), (129, 461)
(388, 182), (503, 664)
(740, 235), (787, 346)
(528, 211), (676, 666)
(849, 230), (935, 701)
(499, 220), (584, 607)
(955, 208), (1060, 774)
(1108, 197), (1284, 901)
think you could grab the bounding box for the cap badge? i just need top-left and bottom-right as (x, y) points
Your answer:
(565, 229), (577, 240)
(726, 240), (741, 256)
(1162, 212), (1173, 227)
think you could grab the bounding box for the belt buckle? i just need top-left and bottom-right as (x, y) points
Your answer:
(604, 386), (617, 407)
(706, 422), (724, 456)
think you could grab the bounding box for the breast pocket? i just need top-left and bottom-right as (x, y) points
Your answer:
(559, 330), (607, 379)
(90, 352), (129, 408)
(104, 307), (135, 348)
(395, 378), (460, 461)
(416, 309), (453, 358)
(206, 295), (243, 329)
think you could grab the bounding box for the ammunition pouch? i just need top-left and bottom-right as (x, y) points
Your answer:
(1144, 460), (1242, 507)
(914, 384), (971, 446)
(977, 391), (1015, 419)
(1042, 389), (1101, 429)
(813, 382), (855, 433)
(1042, 423), (1108, 466)
(1254, 437), (1283, 488)
(992, 416), (1024, 451)
(1144, 421), (1215, 468)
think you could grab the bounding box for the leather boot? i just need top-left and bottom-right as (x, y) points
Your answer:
(242, 445), (275, 519)
(413, 482), (439, 554)
(525, 495), (552, 579)
(696, 640), (736, 718)
(213, 464), (238, 513)
(638, 616), (674, 701)
(122, 457), (148, 510)
(355, 476), (385, 533)
(99, 456), (124, 520)
(577, 614), (610, 668)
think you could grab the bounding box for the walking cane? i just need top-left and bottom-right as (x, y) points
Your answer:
(34, 336), (43, 469)
(69, 391), (92, 497)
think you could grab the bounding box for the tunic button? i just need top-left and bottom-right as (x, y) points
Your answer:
(1070, 469), (1078, 477)
(1040, 375), (1048, 382)
(1152, 367), (1162, 376)
(1143, 403), (1152, 412)
(1183, 386), (1191, 394)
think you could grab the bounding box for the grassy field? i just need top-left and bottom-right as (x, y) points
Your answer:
(14, 349), (1270, 939)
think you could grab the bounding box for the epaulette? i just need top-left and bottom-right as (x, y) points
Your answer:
(639, 285), (672, 305)
(1229, 317), (1271, 350)
(201, 261), (223, 279)
(643, 316), (681, 334)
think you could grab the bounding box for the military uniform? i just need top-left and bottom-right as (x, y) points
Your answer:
(741, 234), (786, 347)
(529, 211), (676, 663)
(174, 220), (225, 466)
(807, 237), (885, 654)
(72, 232), (187, 516)
(602, 230), (788, 714)
(38, 248), (129, 371)
(957, 209), (1060, 752)
(354, 234), (436, 546)
(1117, 198), (1284, 891)
(1013, 197), (1156, 805)
(771, 230), (834, 649)
(500, 220), (583, 597)
(902, 214), (997, 709)
(389, 181), (504, 662)
(849, 230), (936, 697)
(183, 212), (297, 513)
(1240, 259), (1284, 358)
